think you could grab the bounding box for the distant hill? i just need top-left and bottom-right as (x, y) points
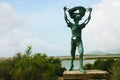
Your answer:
(85, 51), (120, 56)
(85, 50), (110, 55)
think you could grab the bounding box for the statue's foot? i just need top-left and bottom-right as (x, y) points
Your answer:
(80, 68), (86, 73)
(69, 65), (74, 71)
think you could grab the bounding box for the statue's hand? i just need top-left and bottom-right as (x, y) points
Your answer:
(88, 8), (92, 12)
(64, 6), (67, 11)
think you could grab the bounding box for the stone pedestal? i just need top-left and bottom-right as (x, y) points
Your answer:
(63, 70), (109, 80)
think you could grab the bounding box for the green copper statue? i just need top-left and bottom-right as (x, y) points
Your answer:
(63, 6), (92, 73)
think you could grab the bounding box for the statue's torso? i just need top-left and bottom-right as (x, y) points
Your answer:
(71, 24), (82, 38)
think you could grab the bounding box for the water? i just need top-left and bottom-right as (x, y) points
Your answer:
(61, 60), (95, 70)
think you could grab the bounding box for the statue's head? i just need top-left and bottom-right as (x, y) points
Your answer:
(68, 6), (86, 21)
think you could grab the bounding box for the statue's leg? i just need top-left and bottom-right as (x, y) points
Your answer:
(78, 42), (86, 73)
(69, 40), (76, 71)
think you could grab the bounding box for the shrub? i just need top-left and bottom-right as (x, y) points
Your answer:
(110, 59), (120, 80)
(0, 46), (65, 80)
(84, 63), (93, 70)
(92, 58), (115, 72)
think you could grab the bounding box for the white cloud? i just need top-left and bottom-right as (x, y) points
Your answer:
(0, 1), (66, 57)
(83, 0), (120, 53)
(0, 2), (25, 33)
(0, 2), (32, 57)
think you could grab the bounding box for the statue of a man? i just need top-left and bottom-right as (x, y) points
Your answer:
(63, 6), (92, 73)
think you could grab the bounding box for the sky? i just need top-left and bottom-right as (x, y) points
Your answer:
(0, 0), (120, 57)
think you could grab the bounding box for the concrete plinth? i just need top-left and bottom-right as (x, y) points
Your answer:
(63, 70), (109, 80)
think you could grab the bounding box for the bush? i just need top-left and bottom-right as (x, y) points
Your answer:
(92, 58), (115, 72)
(47, 57), (66, 77)
(0, 46), (65, 80)
(0, 60), (12, 80)
(84, 58), (120, 80)
(110, 59), (120, 80)
(84, 63), (93, 70)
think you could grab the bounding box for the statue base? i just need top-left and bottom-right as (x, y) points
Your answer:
(63, 70), (109, 80)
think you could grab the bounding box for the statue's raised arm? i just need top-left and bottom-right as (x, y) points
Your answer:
(63, 6), (73, 28)
(83, 8), (92, 25)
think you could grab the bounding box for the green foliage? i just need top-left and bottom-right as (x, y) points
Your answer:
(84, 58), (120, 79)
(0, 60), (12, 80)
(110, 59), (120, 80)
(84, 63), (93, 70)
(25, 46), (32, 56)
(84, 59), (115, 71)
(0, 46), (65, 80)
(47, 57), (66, 77)
(92, 58), (115, 71)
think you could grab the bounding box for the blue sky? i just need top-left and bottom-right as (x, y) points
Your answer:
(0, 0), (120, 57)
